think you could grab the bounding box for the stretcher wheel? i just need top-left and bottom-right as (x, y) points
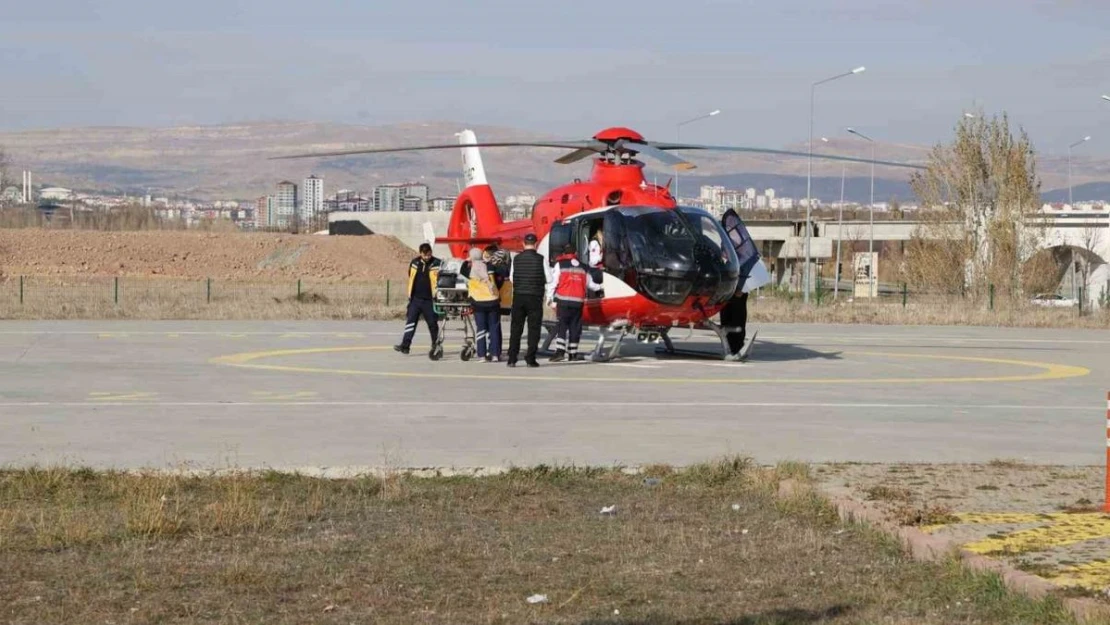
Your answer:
(429, 345), (444, 361)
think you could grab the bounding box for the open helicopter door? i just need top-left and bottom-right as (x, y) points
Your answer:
(721, 209), (770, 293)
(546, 220), (574, 266)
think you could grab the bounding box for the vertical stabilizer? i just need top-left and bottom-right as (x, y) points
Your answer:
(456, 130), (488, 188)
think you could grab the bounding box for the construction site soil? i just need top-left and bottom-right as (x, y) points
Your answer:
(0, 229), (414, 281)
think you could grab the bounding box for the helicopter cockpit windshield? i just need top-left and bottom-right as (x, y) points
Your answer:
(599, 206), (740, 306)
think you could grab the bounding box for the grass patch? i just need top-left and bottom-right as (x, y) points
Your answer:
(864, 484), (913, 502)
(0, 460), (1083, 624)
(987, 458), (1030, 469)
(890, 501), (960, 527)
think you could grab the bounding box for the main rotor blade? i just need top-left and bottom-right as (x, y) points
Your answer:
(650, 142), (926, 170)
(270, 141), (596, 160)
(622, 140), (696, 170)
(554, 147), (601, 165)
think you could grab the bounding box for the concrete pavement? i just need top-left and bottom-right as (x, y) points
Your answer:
(0, 320), (1106, 469)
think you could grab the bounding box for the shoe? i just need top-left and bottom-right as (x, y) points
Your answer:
(506, 361), (517, 368)
(526, 360), (540, 368)
(549, 351), (566, 363)
(492, 355), (501, 362)
(393, 345), (410, 354)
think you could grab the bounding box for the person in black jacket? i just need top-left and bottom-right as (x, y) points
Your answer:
(506, 234), (546, 368)
(394, 243), (441, 355)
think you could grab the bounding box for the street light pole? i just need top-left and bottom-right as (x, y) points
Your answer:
(675, 109), (720, 201)
(821, 137), (846, 299)
(804, 66), (865, 304)
(1068, 135), (1090, 207)
(847, 127), (876, 297)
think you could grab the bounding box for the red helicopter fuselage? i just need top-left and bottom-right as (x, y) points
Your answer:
(442, 127), (741, 330)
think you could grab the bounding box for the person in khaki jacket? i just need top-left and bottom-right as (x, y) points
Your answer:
(464, 247), (502, 362)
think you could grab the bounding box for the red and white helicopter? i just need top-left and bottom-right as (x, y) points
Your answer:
(277, 127), (920, 361)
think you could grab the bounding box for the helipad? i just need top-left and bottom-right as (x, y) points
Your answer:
(0, 320), (1103, 469)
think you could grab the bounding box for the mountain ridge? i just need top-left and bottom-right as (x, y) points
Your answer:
(0, 120), (1104, 202)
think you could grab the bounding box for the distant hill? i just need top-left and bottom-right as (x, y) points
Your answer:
(0, 120), (1106, 203)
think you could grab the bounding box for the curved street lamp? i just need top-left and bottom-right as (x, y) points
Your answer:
(846, 127), (876, 298)
(804, 66), (865, 304)
(675, 109), (721, 200)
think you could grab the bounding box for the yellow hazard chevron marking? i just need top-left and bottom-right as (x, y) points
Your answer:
(961, 513), (1110, 555)
(922, 511), (1110, 590)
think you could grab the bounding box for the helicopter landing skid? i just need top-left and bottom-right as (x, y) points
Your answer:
(653, 322), (756, 362)
(588, 320), (631, 363)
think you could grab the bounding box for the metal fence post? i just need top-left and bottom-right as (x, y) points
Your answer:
(297, 278), (302, 299)
(206, 278), (212, 304)
(386, 280), (391, 306)
(1079, 286), (1085, 316)
(989, 284), (995, 311)
(902, 283), (907, 308)
(19, 275), (24, 305)
(114, 277), (119, 305)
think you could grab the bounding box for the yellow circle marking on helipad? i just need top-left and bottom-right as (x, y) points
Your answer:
(209, 346), (1090, 385)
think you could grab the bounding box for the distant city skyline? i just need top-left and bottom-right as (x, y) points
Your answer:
(3, 1), (1110, 159)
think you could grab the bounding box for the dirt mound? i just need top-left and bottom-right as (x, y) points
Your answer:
(0, 229), (414, 281)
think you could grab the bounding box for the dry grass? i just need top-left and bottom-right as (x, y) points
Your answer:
(0, 460), (1082, 625)
(750, 293), (1110, 329)
(0, 276), (405, 320)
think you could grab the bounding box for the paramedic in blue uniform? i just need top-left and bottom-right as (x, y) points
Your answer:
(546, 243), (599, 362)
(394, 242), (441, 354)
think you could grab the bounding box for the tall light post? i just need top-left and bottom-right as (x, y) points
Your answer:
(821, 137), (847, 299)
(847, 127), (876, 297)
(1068, 135), (1091, 207)
(675, 109), (721, 200)
(804, 66), (865, 304)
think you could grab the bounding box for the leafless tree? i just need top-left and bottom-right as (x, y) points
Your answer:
(907, 110), (1042, 299)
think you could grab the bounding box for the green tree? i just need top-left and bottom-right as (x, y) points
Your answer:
(906, 110), (1043, 297)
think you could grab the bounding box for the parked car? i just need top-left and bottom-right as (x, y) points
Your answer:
(1030, 293), (1078, 307)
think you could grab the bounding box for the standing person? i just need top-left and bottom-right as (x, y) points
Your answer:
(485, 243), (513, 317)
(546, 243), (588, 362)
(466, 247), (502, 362)
(720, 291), (748, 356)
(394, 243), (441, 355)
(506, 233), (545, 368)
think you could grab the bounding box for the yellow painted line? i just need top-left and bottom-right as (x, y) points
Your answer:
(208, 347), (1090, 385)
(88, 391), (157, 402)
(963, 513), (1110, 555)
(252, 391), (319, 401)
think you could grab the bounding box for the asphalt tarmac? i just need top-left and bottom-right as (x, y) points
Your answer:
(1, 320), (1105, 470)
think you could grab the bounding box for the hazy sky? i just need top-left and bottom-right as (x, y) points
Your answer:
(4, 0), (1110, 157)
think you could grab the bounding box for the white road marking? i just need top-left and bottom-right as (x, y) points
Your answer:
(0, 401), (1094, 411)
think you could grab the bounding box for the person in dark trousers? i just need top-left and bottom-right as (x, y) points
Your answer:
(464, 247), (502, 362)
(485, 243), (512, 317)
(546, 243), (588, 362)
(506, 234), (546, 368)
(720, 291), (748, 355)
(394, 243), (441, 355)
